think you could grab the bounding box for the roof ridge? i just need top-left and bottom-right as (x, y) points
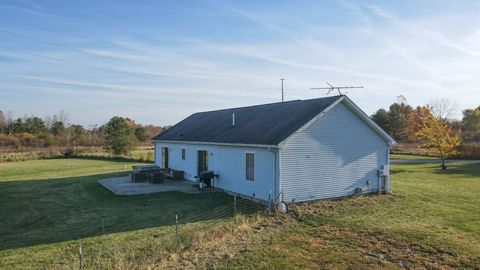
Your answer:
(152, 94), (347, 145)
(194, 95), (343, 114)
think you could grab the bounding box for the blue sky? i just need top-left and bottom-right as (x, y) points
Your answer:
(1, 0), (480, 126)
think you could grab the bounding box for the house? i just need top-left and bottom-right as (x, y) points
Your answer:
(152, 95), (395, 203)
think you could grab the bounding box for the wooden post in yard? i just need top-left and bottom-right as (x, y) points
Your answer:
(234, 196), (237, 217)
(175, 214), (179, 247)
(268, 190), (272, 210)
(79, 244), (83, 270)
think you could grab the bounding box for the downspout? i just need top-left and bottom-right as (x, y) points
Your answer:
(378, 170), (381, 195)
(270, 148), (277, 204)
(153, 143), (157, 166)
(386, 144), (391, 193)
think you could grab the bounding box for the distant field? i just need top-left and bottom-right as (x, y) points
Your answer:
(78, 148), (155, 162)
(390, 153), (437, 160)
(0, 147), (155, 163)
(0, 159), (479, 269)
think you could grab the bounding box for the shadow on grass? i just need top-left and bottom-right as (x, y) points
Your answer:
(392, 162), (480, 179)
(0, 172), (261, 251)
(431, 162), (480, 178)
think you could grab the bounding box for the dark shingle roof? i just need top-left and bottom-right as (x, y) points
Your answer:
(153, 95), (343, 145)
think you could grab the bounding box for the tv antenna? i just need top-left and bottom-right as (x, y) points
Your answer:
(310, 82), (364, 95)
(280, 78), (285, 102)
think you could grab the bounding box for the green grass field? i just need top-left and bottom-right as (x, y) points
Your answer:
(0, 159), (248, 269)
(0, 159), (479, 269)
(224, 162), (480, 269)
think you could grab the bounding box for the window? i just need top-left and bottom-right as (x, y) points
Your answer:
(161, 147), (169, 168)
(246, 152), (255, 181)
(181, 148), (186, 160)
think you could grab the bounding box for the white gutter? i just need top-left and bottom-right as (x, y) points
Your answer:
(151, 139), (279, 149)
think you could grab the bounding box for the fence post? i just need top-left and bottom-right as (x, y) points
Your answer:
(79, 244), (83, 270)
(268, 190), (272, 211)
(234, 196), (237, 217)
(175, 214), (179, 247)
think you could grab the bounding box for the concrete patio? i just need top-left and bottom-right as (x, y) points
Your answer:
(99, 175), (204, 195)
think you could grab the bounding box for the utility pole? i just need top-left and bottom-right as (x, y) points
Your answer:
(280, 78), (285, 102)
(310, 82), (363, 95)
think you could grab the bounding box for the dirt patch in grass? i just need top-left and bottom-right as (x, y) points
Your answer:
(284, 195), (477, 269)
(309, 225), (478, 270)
(290, 194), (399, 214)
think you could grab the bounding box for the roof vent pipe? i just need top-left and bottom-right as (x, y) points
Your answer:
(232, 113), (235, 127)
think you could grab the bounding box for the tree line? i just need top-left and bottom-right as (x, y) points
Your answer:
(371, 98), (480, 168)
(0, 110), (168, 155)
(1, 98), (478, 164)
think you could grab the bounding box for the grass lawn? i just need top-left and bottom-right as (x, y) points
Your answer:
(0, 158), (248, 269)
(0, 159), (479, 269)
(223, 163), (480, 269)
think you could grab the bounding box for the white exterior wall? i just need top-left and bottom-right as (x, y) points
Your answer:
(279, 102), (389, 203)
(154, 142), (279, 201)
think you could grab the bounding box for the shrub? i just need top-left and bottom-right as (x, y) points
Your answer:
(14, 132), (39, 147)
(63, 148), (75, 157)
(0, 134), (20, 148)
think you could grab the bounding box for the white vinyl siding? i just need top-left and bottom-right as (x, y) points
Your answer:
(279, 101), (388, 203)
(155, 143), (279, 201)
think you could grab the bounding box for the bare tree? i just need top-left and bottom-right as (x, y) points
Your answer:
(5, 110), (14, 125)
(44, 115), (53, 129)
(58, 110), (69, 125)
(0, 110), (5, 132)
(428, 98), (458, 122)
(44, 110), (69, 130)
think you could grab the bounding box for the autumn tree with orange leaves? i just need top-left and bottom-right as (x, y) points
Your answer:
(415, 108), (461, 169)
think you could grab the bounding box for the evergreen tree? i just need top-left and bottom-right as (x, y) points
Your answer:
(371, 109), (391, 135)
(50, 121), (66, 136)
(103, 117), (136, 155)
(460, 106), (480, 142)
(134, 126), (149, 142)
